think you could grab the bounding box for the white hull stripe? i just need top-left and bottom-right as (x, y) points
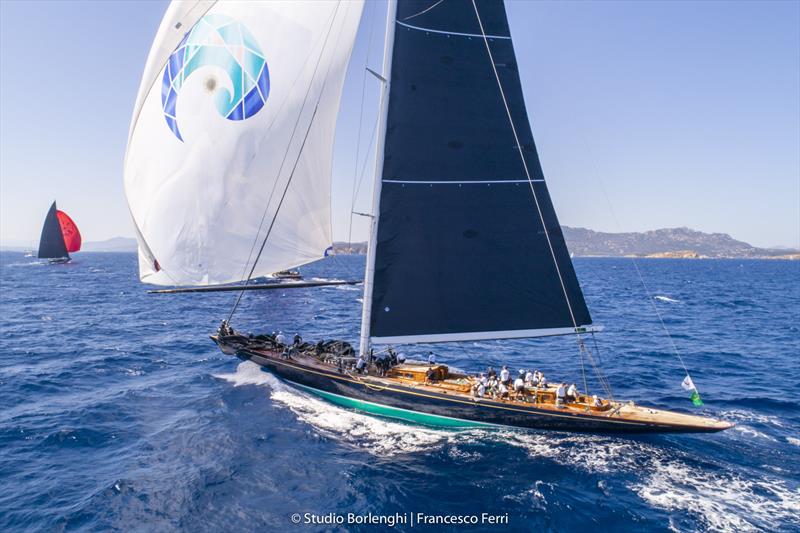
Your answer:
(383, 179), (545, 184)
(371, 325), (602, 345)
(397, 20), (511, 40)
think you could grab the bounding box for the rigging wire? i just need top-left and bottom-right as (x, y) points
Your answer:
(347, 1), (379, 252)
(228, 2), (349, 322)
(402, 0), (445, 21)
(580, 138), (694, 384)
(352, 116), (380, 205)
(236, 4), (343, 286)
(470, 0), (611, 396)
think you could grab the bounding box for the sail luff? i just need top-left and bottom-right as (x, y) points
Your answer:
(359, 0), (399, 357)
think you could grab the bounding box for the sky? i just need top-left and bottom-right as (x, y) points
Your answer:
(1, 0), (798, 249)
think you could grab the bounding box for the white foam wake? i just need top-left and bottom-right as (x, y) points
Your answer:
(214, 363), (800, 531)
(655, 295), (681, 304)
(635, 458), (800, 533)
(214, 362), (453, 456)
(495, 430), (799, 532)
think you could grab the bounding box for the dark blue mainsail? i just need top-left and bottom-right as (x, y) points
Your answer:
(37, 201), (69, 260)
(369, 0), (591, 343)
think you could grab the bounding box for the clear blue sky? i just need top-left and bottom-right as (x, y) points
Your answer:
(1, 0), (798, 248)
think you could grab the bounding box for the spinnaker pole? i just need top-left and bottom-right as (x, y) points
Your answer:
(359, 0), (398, 357)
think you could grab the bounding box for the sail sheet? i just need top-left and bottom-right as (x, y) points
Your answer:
(369, 0), (591, 343)
(37, 202), (69, 259)
(124, 0), (363, 285)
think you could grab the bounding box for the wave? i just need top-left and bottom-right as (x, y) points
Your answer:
(654, 295), (682, 304)
(497, 431), (799, 532)
(214, 363), (800, 532)
(39, 427), (113, 448)
(214, 362), (454, 456)
(718, 409), (786, 428)
(634, 458), (800, 532)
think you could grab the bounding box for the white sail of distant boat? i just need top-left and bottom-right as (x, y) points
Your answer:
(124, 1), (363, 285)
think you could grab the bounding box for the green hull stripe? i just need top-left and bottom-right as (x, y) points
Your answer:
(288, 381), (499, 428)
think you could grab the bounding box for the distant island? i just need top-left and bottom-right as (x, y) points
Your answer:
(81, 237), (140, 252)
(333, 227), (798, 260)
(560, 226), (798, 260)
(3, 228), (797, 259)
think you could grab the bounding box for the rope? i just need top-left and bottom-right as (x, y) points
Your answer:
(470, 0), (582, 335)
(402, 0), (445, 21)
(236, 5), (343, 286)
(228, 2), (348, 321)
(346, 369), (389, 392)
(578, 341), (588, 394)
(347, 1), (379, 251)
(580, 138), (694, 385)
(471, 1), (614, 397)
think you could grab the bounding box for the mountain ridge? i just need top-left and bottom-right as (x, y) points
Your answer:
(334, 227), (798, 259)
(4, 228), (797, 259)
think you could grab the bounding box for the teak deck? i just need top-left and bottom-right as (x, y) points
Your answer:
(225, 341), (733, 433)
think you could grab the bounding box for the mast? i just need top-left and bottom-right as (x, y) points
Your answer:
(359, 0), (398, 357)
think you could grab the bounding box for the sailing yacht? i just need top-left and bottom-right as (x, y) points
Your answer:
(37, 201), (81, 264)
(124, 0), (732, 433)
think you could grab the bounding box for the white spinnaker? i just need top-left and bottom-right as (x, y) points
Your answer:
(124, 0), (363, 285)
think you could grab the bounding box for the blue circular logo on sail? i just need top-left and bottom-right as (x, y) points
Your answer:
(161, 14), (270, 142)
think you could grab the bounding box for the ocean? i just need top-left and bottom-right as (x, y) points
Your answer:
(1, 251), (798, 532)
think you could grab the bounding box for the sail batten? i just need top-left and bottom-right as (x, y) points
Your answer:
(367, 0), (591, 344)
(372, 325), (601, 345)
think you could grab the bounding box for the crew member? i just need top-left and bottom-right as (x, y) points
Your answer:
(525, 370), (534, 386)
(500, 366), (510, 386)
(473, 376), (486, 399)
(355, 355), (366, 374)
(428, 351), (437, 365)
(275, 331), (287, 346)
(566, 383), (578, 403)
(498, 381), (509, 399)
(513, 375), (526, 400)
(556, 383), (567, 407)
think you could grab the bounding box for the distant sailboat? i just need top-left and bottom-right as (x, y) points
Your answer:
(37, 201), (81, 264)
(125, 0), (731, 433)
(271, 270), (303, 280)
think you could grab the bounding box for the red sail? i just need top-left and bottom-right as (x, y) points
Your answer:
(56, 210), (81, 252)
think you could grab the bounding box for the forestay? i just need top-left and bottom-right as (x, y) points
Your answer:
(368, 0), (591, 344)
(124, 0), (363, 285)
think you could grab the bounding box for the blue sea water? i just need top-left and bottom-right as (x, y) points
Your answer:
(1, 251), (798, 532)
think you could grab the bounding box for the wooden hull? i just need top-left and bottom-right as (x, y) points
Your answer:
(214, 337), (732, 434)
